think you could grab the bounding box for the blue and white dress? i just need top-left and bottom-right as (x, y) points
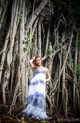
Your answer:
(21, 67), (50, 120)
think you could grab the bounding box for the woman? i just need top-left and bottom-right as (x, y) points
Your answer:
(20, 54), (51, 120)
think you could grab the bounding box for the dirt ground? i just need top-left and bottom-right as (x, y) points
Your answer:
(0, 104), (80, 123)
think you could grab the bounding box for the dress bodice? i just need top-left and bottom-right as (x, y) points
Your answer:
(33, 67), (47, 76)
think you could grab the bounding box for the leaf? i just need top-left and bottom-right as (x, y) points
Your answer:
(20, 116), (26, 123)
(41, 120), (46, 122)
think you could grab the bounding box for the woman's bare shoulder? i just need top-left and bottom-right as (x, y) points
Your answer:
(44, 67), (48, 71)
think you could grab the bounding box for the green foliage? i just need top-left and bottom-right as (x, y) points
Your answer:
(78, 33), (80, 47)
(76, 64), (80, 76)
(23, 33), (35, 52)
(19, 14), (23, 21)
(48, 48), (53, 54)
(53, 0), (80, 28)
(24, 33), (35, 42)
(53, 0), (64, 7)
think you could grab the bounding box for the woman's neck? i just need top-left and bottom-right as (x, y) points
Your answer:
(35, 65), (43, 70)
(37, 65), (43, 68)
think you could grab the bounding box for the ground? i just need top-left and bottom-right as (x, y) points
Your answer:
(0, 104), (80, 123)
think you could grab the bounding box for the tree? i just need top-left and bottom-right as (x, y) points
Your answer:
(0, 0), (80, 118)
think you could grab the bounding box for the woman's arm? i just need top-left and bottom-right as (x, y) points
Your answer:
(29, 57), (36, 70)
(46, 68), (51, 82)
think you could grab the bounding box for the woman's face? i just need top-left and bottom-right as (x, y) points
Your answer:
(35, 57), (42, 66)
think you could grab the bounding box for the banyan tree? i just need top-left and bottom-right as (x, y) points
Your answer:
(0, 0), (80, 119)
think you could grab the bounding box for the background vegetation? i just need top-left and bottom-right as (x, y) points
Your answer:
(0, 0), (80, 122)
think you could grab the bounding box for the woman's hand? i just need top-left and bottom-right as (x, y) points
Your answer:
(29, 56), (36, 70)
